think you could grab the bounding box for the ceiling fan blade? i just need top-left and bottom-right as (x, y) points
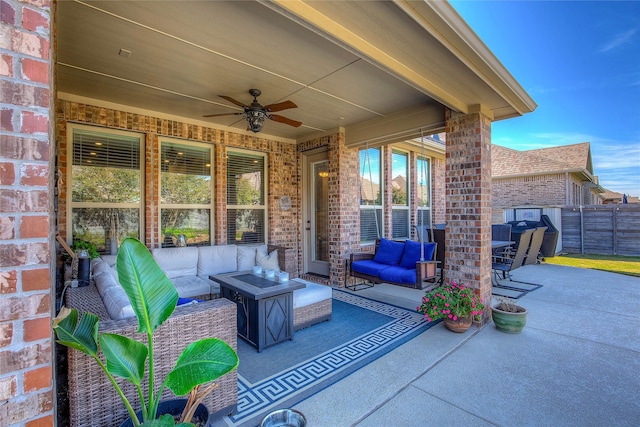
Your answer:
(264, 100), (298, 112)
(219, 95), (247, 108)
(202, 112), (243, 118)
(270, 114), (302, 128)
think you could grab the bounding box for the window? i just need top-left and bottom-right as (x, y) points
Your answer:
(160, 139), (212, 247)
(416, 156), (431, 228)
(227, 150), (267, 244)
(359, 147), (382, 243)
(391, 150), (409, 239)
(69, 125), (143, 254)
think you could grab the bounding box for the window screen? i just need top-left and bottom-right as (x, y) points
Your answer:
(160, 140), (212, 247)
(359, 147), (382, 243)
(227, 151), (266, 244)
(70, 127), (142, 253)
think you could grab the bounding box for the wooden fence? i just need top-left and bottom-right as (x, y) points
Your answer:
(561, 205), (640, 256)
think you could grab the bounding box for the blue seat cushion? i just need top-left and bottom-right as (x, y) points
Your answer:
(351, 259), (392, 277)
(379, 266), (416, 285)
(399, 240), (436, 269)
(372, 238), (405, 266)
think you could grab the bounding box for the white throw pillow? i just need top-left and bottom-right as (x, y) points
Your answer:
(256, 246), (280, 271)
(94, 270), (134, 320)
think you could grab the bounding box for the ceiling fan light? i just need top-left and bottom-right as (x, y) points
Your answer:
(246, 110), (267, 133)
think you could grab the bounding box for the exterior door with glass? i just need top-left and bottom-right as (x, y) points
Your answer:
(304, 152), (330, 276)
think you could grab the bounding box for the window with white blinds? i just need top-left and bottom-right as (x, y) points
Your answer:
(359, 147), (382, 243)
(160, 139), (213, 247)
(226, 150), (266, 244)
(69, 125), (142, 253)
(416, 156), (431, 229)
(392, 150), (409, 239)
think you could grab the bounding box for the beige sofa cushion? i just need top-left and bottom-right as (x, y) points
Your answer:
(197, 245), (238, 276)
(152, 247), (198, 279)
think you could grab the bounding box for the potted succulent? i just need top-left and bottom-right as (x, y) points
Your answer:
(491, 297), (528, 334)
(53, 237), (239, 426)
(417, 281), (485, 333)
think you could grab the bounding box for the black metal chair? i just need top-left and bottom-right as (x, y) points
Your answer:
(491, 223), (512, 242)
(491, 227), (534, 284)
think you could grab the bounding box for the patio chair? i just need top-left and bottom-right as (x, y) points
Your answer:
(523, 226), (547, 265)
(491, 223), (513, 257)
(491, 227), (534, 285)
(491, 223), (512, 242)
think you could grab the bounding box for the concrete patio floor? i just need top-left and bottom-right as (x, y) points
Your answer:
(292, 263), (640, 426)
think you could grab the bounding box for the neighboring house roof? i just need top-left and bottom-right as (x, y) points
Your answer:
(391, 175), (406, 190)
(492, 142), (595, 181)
(600, 189), (639, 204)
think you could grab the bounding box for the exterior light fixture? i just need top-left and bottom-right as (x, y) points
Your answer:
(246, 109), (267, 133)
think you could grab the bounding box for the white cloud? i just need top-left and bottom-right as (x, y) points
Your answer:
(598, 28), (637, 53)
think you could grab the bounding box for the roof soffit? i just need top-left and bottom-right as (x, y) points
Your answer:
(268, 0), (536, 121)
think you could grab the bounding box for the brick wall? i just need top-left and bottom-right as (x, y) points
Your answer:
(445, 110), (492, 325)
(1, 0), (55, 425)
(493, 173), (567, 208)
(55, 101), (299, 252)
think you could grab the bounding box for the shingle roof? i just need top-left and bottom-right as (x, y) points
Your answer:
(492, 142), (592, 177)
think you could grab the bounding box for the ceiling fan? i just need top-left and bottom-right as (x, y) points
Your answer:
(203, 89), (302, 133)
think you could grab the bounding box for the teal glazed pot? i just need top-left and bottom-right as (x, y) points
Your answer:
(491, 304), (528, 334)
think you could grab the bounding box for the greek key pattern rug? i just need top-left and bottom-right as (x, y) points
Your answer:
(222, 288), (433, 427)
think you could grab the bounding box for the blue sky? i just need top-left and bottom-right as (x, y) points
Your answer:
(451, 0), (640, 197)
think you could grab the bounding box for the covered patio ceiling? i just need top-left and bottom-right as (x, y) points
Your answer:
(56, 0), (536, 145)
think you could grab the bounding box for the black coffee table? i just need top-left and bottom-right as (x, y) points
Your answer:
(211, 272), (305, 352)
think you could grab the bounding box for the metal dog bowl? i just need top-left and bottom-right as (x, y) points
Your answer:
(260, 408), (306, 427)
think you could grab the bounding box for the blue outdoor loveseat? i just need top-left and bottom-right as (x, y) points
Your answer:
(349, 238), (438, 290)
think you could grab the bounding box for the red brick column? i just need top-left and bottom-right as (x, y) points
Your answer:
(327, 130), (359, 286)
(0, 0), (55, 425)
(445, 109), (493, 325)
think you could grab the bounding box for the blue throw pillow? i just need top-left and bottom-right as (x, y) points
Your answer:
(177, 297), (201, 307)
(399, 240), (436, 269)
(372, 238), (405, 266)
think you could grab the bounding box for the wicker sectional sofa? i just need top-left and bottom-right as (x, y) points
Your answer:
(64, 284), (238, 427)
(62, 243), (331, 426)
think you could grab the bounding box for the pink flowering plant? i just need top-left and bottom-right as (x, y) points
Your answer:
(417, 281), (485, 322)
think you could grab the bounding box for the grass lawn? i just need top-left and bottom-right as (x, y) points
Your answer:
(544, 254), (640, 277)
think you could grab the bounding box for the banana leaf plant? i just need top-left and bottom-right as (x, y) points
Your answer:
(53, 237), (239, 426)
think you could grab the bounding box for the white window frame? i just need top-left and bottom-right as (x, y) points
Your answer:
(391, 149), (410, 240)
(416, 155), (432, 229)
(159, 137), (214, 247)
(359, 146), (383, 244)
(226, 149), (268, 244)
(67, 123), (144, 249)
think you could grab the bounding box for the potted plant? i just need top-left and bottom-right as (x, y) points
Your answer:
(416, 281), (485, 333)
(491, 297), (528, 334)
(53, 237), (239, 426)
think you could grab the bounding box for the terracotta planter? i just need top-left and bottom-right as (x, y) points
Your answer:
(443, 315), (473, 333)
(491, 304), (528, 334)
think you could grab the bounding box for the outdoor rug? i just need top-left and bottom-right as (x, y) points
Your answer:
(219, 285), (435, 427)
(492, 279), (542, 299)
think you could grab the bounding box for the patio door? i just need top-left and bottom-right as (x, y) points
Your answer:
(304, 152), (330, 276)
